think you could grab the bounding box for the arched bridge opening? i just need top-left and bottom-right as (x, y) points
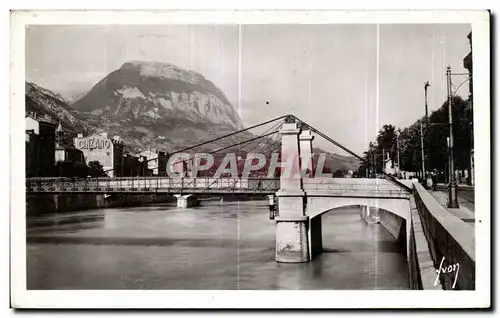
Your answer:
(306, 199), (411, 262)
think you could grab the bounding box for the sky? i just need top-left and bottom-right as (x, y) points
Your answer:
(26, 24), (472, 154)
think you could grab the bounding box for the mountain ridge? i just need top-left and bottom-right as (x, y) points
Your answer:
(71, 61), (243, 130)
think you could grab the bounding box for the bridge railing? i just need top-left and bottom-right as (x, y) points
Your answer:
(26, 177), (280, 194)
(302, 178), (409, 197)
(412, 181), (475, 290)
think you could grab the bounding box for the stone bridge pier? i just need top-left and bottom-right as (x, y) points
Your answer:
(173, 194), (198, 208)
(275, 120), (310, 262)
(274, 118), (412, 263)
(360, 205), (380, 224)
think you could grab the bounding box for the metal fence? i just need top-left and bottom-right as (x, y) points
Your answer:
(26, 177), (280, 194)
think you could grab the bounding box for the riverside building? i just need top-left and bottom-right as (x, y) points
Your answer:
(73, 132), (125, 177)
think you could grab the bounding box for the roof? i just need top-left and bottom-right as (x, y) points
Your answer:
(25, 113), (57, 126)
(56, 144), (83, 152)
(56, 121), (63, 133)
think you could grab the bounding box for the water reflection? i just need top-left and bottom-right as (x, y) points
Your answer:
(27, 210), (105, 235)
(27, 201), (409, 290)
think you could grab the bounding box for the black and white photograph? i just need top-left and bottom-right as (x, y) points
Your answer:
(10, 10), (490, 309)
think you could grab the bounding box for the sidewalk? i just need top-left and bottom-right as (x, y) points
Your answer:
(429, 191), (475, 228)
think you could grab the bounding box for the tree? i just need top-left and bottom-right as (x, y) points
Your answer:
(54, 161), (88, 178)
(358, 141), (378, 177)
(364, 95), (473, 178)
(88, 160), (106, 177)
(333, 169), (346, 178)
(376, 125), (397, 156)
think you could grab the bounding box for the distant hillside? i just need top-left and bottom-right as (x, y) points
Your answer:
(312, 147), (362, 173)
(25, 82), (93, 134)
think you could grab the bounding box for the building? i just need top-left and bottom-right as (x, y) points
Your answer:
(463, 32), (473, 101)
(121, 154), (151, 177)
(25, 113), (57, 177)
(73, 132), (125, 177)
(54, 122), (85, 164)
(138, 149), (169, 176)
(463, 31), (474, 185)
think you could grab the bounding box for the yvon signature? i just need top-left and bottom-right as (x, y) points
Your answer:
(434, 256), (460, 289)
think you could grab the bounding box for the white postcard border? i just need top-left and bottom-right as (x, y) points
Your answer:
(10, 10), (491, 308)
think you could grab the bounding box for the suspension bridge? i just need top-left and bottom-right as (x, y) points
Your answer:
(26, 114), (410, 196)
(25, 115), (474, 289)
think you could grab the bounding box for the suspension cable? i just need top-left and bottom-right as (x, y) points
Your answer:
(296, 116), (412, 192)
(103, 115), (289, 173)
(169, 115), (288, 156)
(241, 119), (284, 155)
(167, 118), (285, 168)
(171, 130), (281, 168)
(199, 119), (285, 192)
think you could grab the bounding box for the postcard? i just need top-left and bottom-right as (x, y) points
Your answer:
(10, 9), (490, 309)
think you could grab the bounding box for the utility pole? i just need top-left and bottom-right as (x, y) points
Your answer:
(420, 121), (425, 183)
(424, 81), (430, 122)
(446, 66), (459, 208)
(372, 151), (376, 177)
(446, 137), (450, 184)
(368, 148), (372, 178)
(396, 130), (401, 178)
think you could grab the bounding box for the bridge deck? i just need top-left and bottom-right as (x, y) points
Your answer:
(26, 177), (410, 197)
(26, 177), (279, 195)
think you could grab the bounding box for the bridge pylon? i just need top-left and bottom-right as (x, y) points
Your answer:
(275, 118), (310, 263)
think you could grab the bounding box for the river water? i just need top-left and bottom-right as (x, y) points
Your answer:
(27, 200), (409, 290)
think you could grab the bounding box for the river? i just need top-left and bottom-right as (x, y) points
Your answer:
(27, 200), (409, 290)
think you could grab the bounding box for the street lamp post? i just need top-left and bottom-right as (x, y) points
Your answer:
(382, 148), (385, 174)
(420, 121), (425, 182)
(446, 137), (450, 183)
(424, 81), (430, 121)
(446, 66), (459, 208)
(371, 150), (383, 178)
(448, 71), (472, 187)
(372, 151), (377, 178)
(424, 81), (433, 188)
(366, 158), (369, 178)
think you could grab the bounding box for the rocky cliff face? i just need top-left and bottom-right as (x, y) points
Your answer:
(72, 61), (243, 131)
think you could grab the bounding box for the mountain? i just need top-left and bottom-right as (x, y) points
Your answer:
(66, 90), (89, 104)
(68, 61), (248, 152)
(25, 82), (93, 134)
(25, 61), (360, 172)
(73, 61), (243, 126)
